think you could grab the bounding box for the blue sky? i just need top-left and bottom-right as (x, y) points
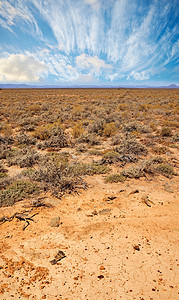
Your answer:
(0, 0), (178, 86)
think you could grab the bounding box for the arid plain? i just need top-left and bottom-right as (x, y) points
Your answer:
(0, 88), (178, 299)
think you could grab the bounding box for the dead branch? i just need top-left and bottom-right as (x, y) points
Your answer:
(0, 210), (38, 230)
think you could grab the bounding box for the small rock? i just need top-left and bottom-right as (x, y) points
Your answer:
(99, 209), (111, 215)
(50, 250), (66, 265)
(133, 245), (140, 251)
(98, 275), (104, 279)
(77, 207), (82, 211)
(92, 210), (98, 215)
(49, 217), (60, 227)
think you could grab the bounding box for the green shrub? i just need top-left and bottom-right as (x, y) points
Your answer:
(105, 173), (126, 183)
(0, 180), (39, 207)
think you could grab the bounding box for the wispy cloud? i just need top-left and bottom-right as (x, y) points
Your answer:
(0, 0), (178, 84)
(0, 0), (41, 37)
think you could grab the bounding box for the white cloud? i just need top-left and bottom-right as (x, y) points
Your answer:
(75, 73), (96, 83)
(76, 54), (112, 73)
(0, 54), (47, 82)
(127, 71), (150, 81)
(107, 73), (125, 81)
(84, 0), (100, 10)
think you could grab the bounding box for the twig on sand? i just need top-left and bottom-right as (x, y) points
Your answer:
(0, 210), (38, 230)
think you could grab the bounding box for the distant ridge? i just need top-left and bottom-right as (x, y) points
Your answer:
(0, 83), (178, 89)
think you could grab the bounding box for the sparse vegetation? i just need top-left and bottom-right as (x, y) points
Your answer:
(105, 173), (126, 183)
(0, 180), (39, 207)
(0, 88), (178, 206)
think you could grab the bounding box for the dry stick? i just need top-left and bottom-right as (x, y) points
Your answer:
(0, 211), (38, 230)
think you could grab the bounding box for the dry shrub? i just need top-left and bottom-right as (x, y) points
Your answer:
(122, 156), (176, 179)
(72, 123), (84, 138)
(105, 173), (126, 183)
(111, 133), (123, 145)
(101, 151), (138, 165)
(33, 123), (68, 148)
(25, 155), (84, 198)
(7, 148), (40, 168)
(0, 144), (14, 159)
(103, 122), (117, 137)
(77, 133), (100, 145)
(28, 104), (41, 113)
(124, 121), (151, 134)
(172, 132), (179, 142)
(115, 136), (148, 156)
(16, 133), (37, 145)
(161, 127), (172, 137)
(0, 180), (39, 207)
(88, 120), (104, 136)
(0, 123), (12, 136)
(0, 163), (8, 178)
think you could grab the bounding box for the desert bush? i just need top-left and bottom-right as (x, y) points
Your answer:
(105, 173), (126, 183)
(0, 144), (15, 160)
(123, 122), (139, 133)
(124, 121), (151, 134)
(172, 132), (179, 142)
(115, 136), (148, 156)
(33, 124), (59, 140)
(16, 133), (37, 145)
(28, 104), (41, 113)
(72, 123), (84, 138)
(37, 133), (68, 149)
(161, 127), (172, 137)
(7, 148), (40, 168)
(156, 163), (175, 178)
(102, 151), (138, 165)
(76, 144), (88, 152)
(103, 122), (117, 137)
(152, 145), (167, 155)
(0, 180), (39, 207)
(33, 123), (68, 148)
(25, 154), (110, 198)
(88, 120), (104, 135)
(78, 163), (110, 175)
(25, 156), (84, 198)
(88, 149), (102, 156)
(122, 165), (144, 178)
(0, 123), (12, 136)
(77, 133), (100, 145)
(111, 133), (123, 145)
(0, 163), (8, 178)
(122, 156), (175, 179)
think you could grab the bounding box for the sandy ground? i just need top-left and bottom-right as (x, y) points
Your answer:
(0, 172), (178, 300)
